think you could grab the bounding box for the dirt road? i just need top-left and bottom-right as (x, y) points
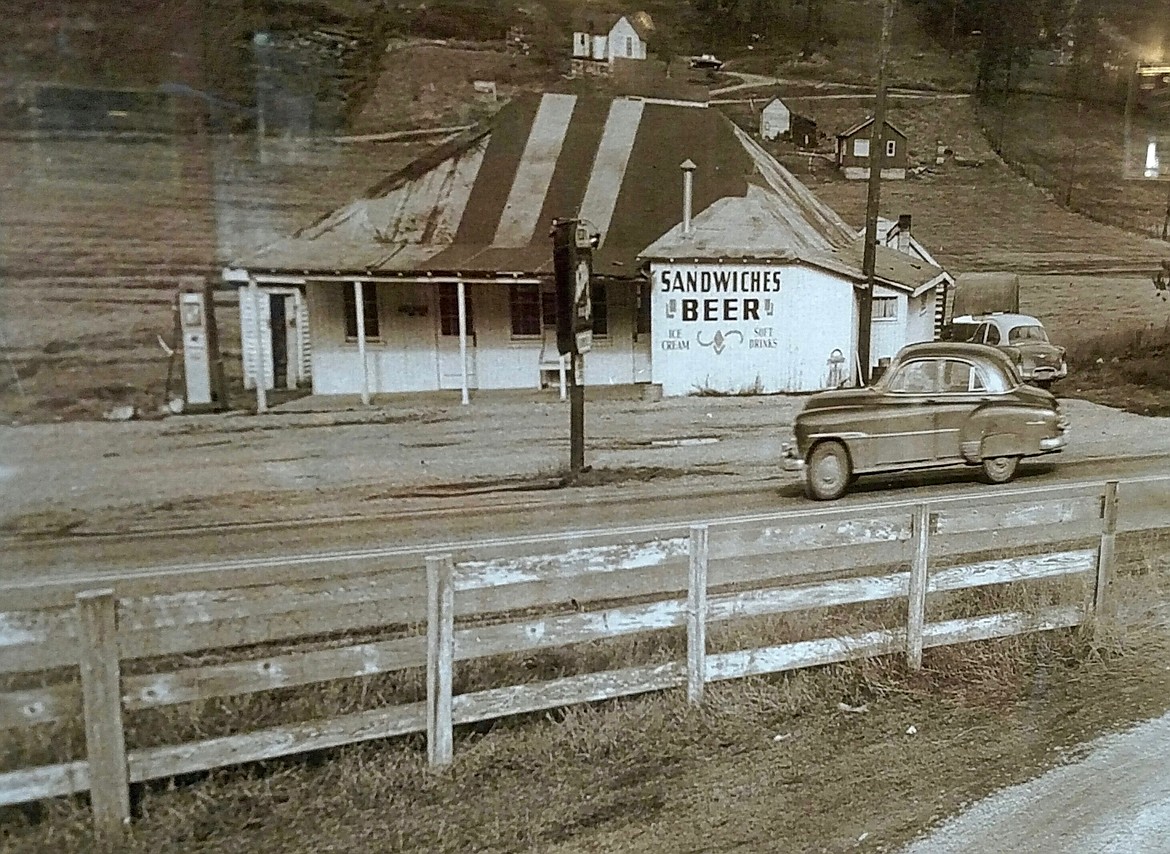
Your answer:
(900, 711), (1170, 853)
(2, 393), (1168, 541)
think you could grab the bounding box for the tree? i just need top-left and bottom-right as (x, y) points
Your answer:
(655, 25), (677, 76)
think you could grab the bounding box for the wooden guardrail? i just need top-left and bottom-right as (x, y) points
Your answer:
(0, 479), (1143, 842)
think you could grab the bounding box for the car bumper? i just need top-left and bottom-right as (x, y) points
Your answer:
(1028, 364), (1068, 381)
(781, 442), (805, 472)
(1040, 431), (1068, 451)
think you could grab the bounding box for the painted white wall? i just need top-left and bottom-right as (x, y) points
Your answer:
(591, 34), (608, 60)
(906, 286), (939, 343)
(760, 100), (791, 140)
(869, 284), (906, 368)
(866, 285), (939, 368)
(608, 17), (646, 60)
(649, 262), (856, 396)
(306, 281), (639, 394)
(572, 32), (590, 58)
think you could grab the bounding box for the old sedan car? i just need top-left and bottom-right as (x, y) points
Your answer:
(781, 342), (1069, 500)
(690, 53), (725, 69)
(944, 312), (1067, 388)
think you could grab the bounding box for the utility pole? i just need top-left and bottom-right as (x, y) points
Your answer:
(858, 0), (896, 386)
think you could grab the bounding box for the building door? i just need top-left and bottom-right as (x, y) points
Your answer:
(436, 284), (477, 390)
(270, 294), (289, 389)
(633, 283), (652, 382)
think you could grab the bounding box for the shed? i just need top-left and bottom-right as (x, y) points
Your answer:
(835, 117), (908, 180)
(760, 98), (790, 141)
(948, 271), (1021, 321)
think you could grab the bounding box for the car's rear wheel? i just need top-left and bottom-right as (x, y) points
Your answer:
(980, 455), (1019, 484)
(805, 441), (852, 501)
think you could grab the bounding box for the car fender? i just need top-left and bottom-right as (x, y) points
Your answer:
(958, 402), (1026, 460)
(979, 431), (1023, 459)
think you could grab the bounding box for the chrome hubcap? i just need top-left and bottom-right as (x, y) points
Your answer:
(817, 455), (843, 487)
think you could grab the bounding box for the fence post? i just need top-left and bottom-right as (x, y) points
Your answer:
(426, 555), (455, 767)
(687, 525), (709, 704)
(1093, 481), (1120, 638)
(75, 589), (131, 844)
(906, 504), (931, 670)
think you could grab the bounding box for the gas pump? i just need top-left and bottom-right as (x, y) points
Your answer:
(178, 289), (213, 406)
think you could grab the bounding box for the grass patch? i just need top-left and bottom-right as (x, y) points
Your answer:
(1055, 320), (1170, 415)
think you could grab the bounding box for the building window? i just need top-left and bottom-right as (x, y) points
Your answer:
(510, 284), (541, 337)
(886, 139), (897, 158)
(625, 36), (633, 57)
(592, 282), (608, 337)
(873, 296), (898, 320)
(343, 284), (380, 340)
(853, 138), (870, 158)
(438, 284), (474, 337)
(541, 282), (558, 329)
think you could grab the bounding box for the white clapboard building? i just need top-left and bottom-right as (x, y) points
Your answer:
(224, 92), (950, 400)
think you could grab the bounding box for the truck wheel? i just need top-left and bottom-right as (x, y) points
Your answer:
(980, 455), (1019, 484)
(805, 441), (852, 501)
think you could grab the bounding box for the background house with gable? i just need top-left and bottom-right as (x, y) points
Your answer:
(570, 12), (653, 76)
(835, 116), (908, 179)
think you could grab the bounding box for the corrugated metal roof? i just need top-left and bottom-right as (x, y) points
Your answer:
(234, 93), (868, 279)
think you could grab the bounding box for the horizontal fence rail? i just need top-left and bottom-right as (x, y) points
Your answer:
(3, 477), (1162, 842)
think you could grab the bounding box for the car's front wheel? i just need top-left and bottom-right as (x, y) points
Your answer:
(805, 440), (852, 501)
(980, 455), (1019, 484)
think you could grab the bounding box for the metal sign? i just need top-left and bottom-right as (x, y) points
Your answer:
(551, 218), (598, 356)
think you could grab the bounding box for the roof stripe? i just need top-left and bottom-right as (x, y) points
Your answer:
(451, 96), (542, 245)
(492, 93), (577, 247)
(529, 94), (611, 245)
(577, 98), (644, 246)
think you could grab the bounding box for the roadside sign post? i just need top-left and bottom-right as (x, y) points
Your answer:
(551, 218), (598, 480)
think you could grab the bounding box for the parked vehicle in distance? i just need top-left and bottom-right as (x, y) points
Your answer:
(943, 312), (1067, 388)
(781, 342), (1069, 500)
(690, 53), (724, 69)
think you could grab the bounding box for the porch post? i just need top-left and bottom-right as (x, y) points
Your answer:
(353, 280), (371, 406)
(457, 280), (469, 405)
(247, 275), (268, 413)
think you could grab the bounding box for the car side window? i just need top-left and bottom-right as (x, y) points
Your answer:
(941, 360), (979, 392)
(984, 323), (1001, 345)
(888, 360), (940, 394)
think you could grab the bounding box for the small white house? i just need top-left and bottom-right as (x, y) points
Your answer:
(571, 13), (651, 64)
(760, 98), (791, 141)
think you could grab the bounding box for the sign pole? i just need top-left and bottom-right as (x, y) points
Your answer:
(551, 217), (596, 482)
(569, 352), (585, 476)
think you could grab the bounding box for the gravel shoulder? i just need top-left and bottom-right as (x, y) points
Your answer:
(900, 711), (1170, 853)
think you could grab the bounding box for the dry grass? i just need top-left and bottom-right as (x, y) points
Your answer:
(3, 534), (1168, 852)
(1054, 319), (1170, 414)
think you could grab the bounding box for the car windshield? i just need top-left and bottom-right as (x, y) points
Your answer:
(1008, 325), (1049, 343)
